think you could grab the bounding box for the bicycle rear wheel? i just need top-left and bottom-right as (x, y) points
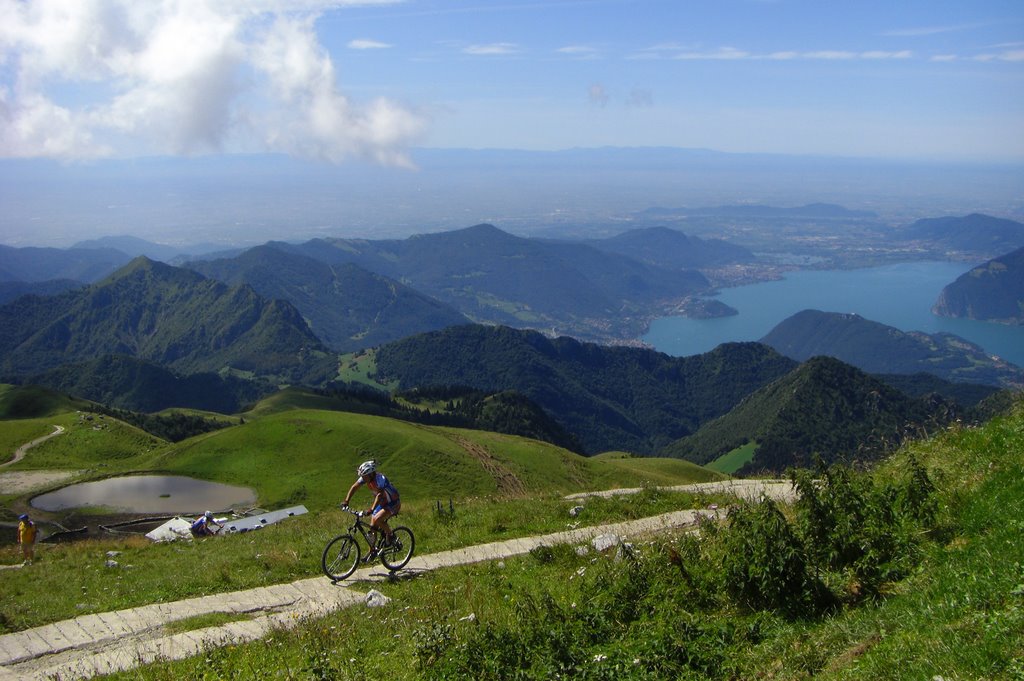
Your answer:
(322, 534), (360, 581)
(380, 526), (415, 571)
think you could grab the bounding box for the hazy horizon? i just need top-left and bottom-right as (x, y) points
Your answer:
(1, 1), (1022, 248)
(2, 146), (1022, 249)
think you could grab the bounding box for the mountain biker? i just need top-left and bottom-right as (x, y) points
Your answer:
(342, 460), (400, 560)
(190, 511), (221, 537)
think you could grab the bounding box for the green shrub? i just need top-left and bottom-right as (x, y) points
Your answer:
(718, 499), (826, 613)
(791, 456), (941, 599)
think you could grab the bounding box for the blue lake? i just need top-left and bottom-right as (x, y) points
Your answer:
(643, 261), (1024, 368)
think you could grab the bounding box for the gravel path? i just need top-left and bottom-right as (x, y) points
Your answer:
(0, 480), (795, 680)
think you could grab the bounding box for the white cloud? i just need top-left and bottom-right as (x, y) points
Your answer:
(348, 38), (392, 49)
(656, 46), (915, 62)
(0, 0), (423, 164)
(802, 50), (857, 60)
(588, 83), (609, 107)
(881, 23), (986, 37)
(557, 45), (599, 59)
(463, 43), (519, 56)
(972, 49), (1024, 62)
(995, 50), (1024, 62)
(674, 46), (750, 60)
(860, 50), (911, 60)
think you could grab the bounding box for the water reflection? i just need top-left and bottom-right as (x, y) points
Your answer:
(31, 475), (257, 513)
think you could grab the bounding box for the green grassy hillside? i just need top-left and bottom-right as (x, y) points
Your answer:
(107, 395), (1024, 681)
(0, 383), (92, 420)
(3, 398), (721, 514)
(155, 409), (723, 510)
(1, 405), (724, 633)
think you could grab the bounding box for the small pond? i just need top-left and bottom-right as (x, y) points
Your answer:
(31, 475), (257, 513)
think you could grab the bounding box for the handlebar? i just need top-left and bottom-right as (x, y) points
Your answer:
(340, 505), (367, 517)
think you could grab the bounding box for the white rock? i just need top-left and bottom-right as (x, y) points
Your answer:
(365, 589), (391, 608)
(591, 533), (622, 553)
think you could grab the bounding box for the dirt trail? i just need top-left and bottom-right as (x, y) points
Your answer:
(2, 425), (65, 469)
(441, 430), (527, 496)
(0, 480), (795, 680)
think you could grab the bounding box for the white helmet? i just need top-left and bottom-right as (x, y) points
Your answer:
(204, 511), (213, 519)
(357, 460), (377, 477)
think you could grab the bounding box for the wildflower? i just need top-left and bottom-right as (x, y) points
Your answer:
(593, 653), (607, 662)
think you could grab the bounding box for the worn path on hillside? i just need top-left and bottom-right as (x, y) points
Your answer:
(0, 480), (795, 680)
(0, 425), (79, 498)
(1, 425), (64, 469)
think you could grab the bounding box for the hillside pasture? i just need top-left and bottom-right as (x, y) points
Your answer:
(155, 409), (721, 511)
(707, 441), (758, 474)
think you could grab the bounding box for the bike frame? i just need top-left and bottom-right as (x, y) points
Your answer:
(346, 509), (386, 549)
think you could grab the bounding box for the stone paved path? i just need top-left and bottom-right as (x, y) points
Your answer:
(564, 478), (797, 503)
(0, 480), (795, 680)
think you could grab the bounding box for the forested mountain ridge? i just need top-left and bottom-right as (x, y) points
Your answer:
(585, 226), (754, 270)
(186, 244), (470, 351)
(933, 246), (1024, 325)
(272, 223), (711, 340)
(0, 279), (83, 304)
(0, 256), (335, 384)
(661, 355), (961, 473)
(760, 309), (1024, 388)
(25, 355), (273, 414)
(372, 324), (798, 454)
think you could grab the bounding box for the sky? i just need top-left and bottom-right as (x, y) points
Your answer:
(2, 0), (1024, 166)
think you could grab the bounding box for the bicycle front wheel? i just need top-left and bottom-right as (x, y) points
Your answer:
(380, 526), (415, 571)
(322, 534), (360, 581)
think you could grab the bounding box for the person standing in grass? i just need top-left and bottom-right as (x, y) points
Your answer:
(17, 513), (37, 565)
(342, 460), (401, 561)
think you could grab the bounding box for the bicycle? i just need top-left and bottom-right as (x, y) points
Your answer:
(321, 507), (415, 581)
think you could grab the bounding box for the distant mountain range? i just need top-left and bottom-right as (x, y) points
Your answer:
(71, 235), (230, 261)
(0, 272), (998, 470)
(759, 309), (1024, 389)
(2, 221), (1017, 473)
(584, 226), (754, 270)
(0, 257), (335, 384)
(268, 223), (713, 340)
(897, 213), (1024, 256)
(636, 203), (878, 220)
(0, 244), (131, 283)
(933, 246), (1024, 325)
(186, 244), (470, 352)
